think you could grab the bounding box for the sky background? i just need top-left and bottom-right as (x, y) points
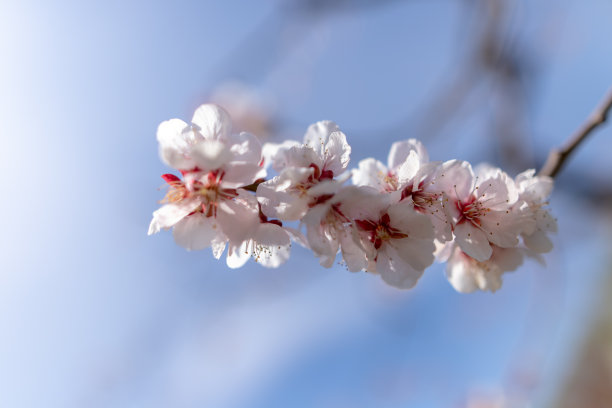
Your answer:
(1, 0), (612, 407)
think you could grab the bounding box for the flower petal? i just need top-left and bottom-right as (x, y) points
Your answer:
(157, 118), (197, 169)
(172, 213), (220, 251)
(190, 139), (233, 171)
(191, 104), (232, 141)
(454, 222), (492, 262)
(376, 246), (423, 289)
(148, 199), (201, 235)
(387, 139), (428, 169)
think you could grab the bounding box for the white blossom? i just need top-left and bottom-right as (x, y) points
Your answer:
(257, 120), (351, 221)
(441, 162), (531, 262)
(343, 190), (436, 289)
(444, 244), (524, 293)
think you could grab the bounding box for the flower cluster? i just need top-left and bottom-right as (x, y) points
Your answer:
(149, 104), (556, 293)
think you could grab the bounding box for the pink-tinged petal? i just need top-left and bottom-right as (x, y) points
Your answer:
(221, 162), (265, 188)
(148, 199), (201, 235)
(211, 235), (227, 259)
(387, 200), (435, 240)
(172, 213), (220, 251)
(523, 230), (553, 253)
(387, 139), (429, 169)
(303, 120), (340, 154)
(475, 172), (518, 210)
(229, 131), (263, 164)
(377, 247), (424, 289)
(454, 222), (492, 262)
(217, 198), (259, 244)
(323, 130), (351, 175)
(262, 140), (301, 171)
(352, 158), (388, 191)
(157, 119), (197, 169)
(256, 172), (312, 220)
(396, 150), (421, 184)
(254, 224), (292, 268)
(340, 186), (390, 221)
(285, 227), (309, 249)
(226, 243), (250, 269)
(517, 171), (554, 202)
(445, 253), (479, 294)
(191, 104), (232, 141)
(190, 139), (233, 171)
(283, 145), (321, 169)
(478, 210), (521, 248)
(434, 240), (454, 263)
(391, 237), (435, 272)
(255, 223), (291, 247)
(433, 160), (474, 201)
(307, 180), (340, 197)
(338, 227), (367, 272)
(492, 247), (524, 271)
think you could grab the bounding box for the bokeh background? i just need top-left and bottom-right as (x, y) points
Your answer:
(1, 0), (612, 407)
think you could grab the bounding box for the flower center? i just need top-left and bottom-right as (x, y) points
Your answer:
(456, 197), (490, 226)
(355, 213), (408, 250)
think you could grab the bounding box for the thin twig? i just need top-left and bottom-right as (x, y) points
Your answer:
(539, 87), (612, 178)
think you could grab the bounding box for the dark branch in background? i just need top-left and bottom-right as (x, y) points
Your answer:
(539, 87), (612, 178)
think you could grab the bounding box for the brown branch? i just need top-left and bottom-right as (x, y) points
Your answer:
(539, 87), (612, 178)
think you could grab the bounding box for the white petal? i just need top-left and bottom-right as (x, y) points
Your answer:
(262, 140), (301, 171)
(226, 242), (250, 269)
(323, 130), (351, 175)
(396, 150), (421, 184)
(445, 252), (478, 294)
(221, 162), (265, 188)
(303, 120), (340, 154)
(211, 235), (227, 259)
(190, 139), (233, 171)
(387, 139), (428, 169)
(492, 246), (524, 271)
(191, 104), (232, 141)
(352, 158), (389, 191)
(479, 210), (522, 248)
(391, 237), (435, 271)
(230, 131), (263, 164)
(172, 213), (220, 251)
(454, 222), (492, 262)
(307, 180), (340, 197)
(377, 246), (423, 289)
(217, 198), (259, 244)
(387, 200), (434, 240)
(255, 223), (291, 247)
(157, 118), (197, 169)
(338, 227), (367, 272)
(434, 160), (474, 201)
(523, 230), (553, 253)
(148, 199), (201, 235)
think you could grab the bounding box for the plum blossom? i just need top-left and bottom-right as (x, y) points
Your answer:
(441, 162), (532, 262)
(352, 139), (429, 192)
(353, 141), (460, 242)
(149, 104), (266, 252)
(225, 194), (294, 269)
(301, 185), (368, 271)
(515, 169), (557, 253)
(343, 190), (436, 289)
(257, 121), (351, 221)
(444, 244), (524, 293)
(149, 103), (558, 293)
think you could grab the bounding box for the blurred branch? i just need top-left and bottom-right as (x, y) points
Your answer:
(539, 87), (612, 178)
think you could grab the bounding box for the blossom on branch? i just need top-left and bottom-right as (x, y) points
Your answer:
(149, 103), (557, 293)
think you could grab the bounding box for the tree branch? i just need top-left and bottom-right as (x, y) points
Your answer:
(539, 87), (612, 178)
